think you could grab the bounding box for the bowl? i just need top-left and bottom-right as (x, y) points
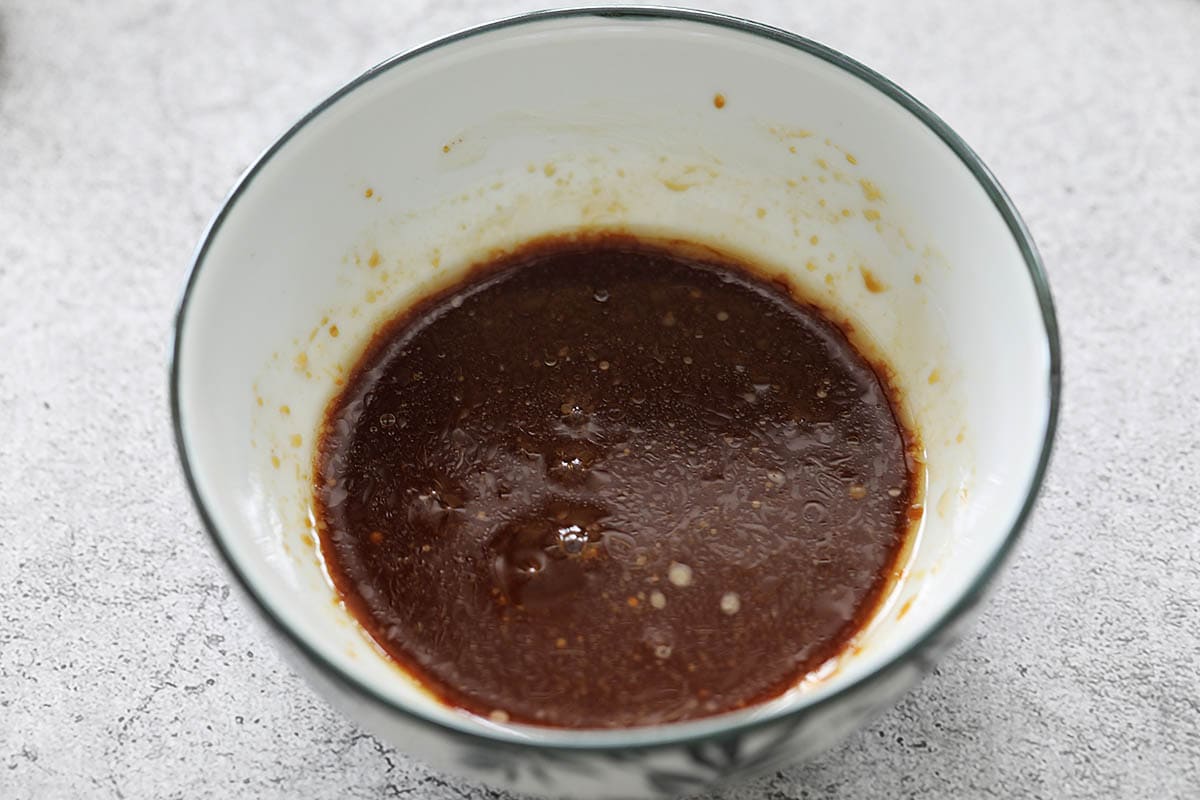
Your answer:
(171, 7), (1060, 797)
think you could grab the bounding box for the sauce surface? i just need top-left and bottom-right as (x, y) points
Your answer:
(315, 234), (918, 728)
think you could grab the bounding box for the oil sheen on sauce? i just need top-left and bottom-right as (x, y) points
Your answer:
(314, 234), (920, 729)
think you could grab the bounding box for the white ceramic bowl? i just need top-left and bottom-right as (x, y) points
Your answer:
(172, 8), (1060, 798)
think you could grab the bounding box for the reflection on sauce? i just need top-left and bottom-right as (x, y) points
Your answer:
(314, 233), (920, 728)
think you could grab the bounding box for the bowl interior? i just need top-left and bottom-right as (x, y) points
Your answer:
(174, 11), (1054, 746)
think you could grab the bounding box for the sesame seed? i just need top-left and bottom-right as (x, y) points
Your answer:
(650, 590), (667, 609)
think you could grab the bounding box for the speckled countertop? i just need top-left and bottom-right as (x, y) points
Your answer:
(2, 1), (1198, 797)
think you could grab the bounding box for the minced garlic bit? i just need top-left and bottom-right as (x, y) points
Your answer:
(667, 562), (693, 587)
(720, 592), (741, 615)
(649, 590), (667, 609)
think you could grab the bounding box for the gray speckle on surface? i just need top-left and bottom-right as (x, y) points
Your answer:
(1, 1), (1197, 797)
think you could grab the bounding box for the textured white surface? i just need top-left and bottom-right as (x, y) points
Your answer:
(0, 1), (1197, 798)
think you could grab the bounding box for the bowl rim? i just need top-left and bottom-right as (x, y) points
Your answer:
(169, 5), (1062, 752)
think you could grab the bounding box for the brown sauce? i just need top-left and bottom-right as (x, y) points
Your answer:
(314, 233), (920, 728)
